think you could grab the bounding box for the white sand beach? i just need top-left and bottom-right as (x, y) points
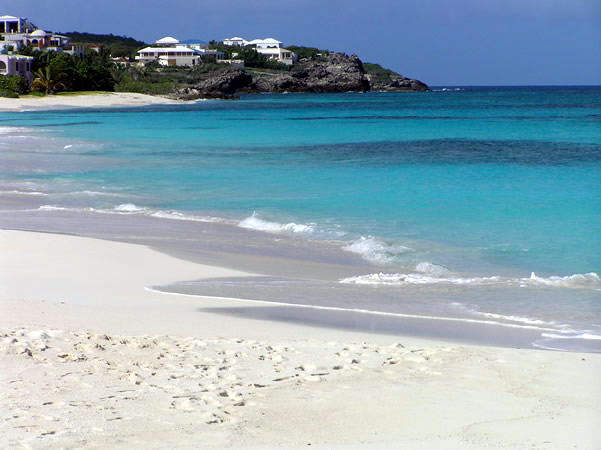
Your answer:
(1, 229), (600, 449)
(0, 92), (187, 112)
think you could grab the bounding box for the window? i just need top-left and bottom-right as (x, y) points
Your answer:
(15, 62), (19, 71)
(0, 61), (6, 73)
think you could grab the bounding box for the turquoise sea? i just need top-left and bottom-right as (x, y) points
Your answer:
(1, 87), (600, 351)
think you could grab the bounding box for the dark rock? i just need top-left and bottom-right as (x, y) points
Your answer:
(251, 53), (370, 94)
(166, 53), (427, 99)
(368, 72), (429, 92)
(168, 67), (252, 99)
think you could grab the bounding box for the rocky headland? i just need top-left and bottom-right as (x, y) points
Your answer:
(168, 53), (428, 100)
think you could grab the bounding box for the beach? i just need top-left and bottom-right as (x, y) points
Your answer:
(0, 92), (187, 112)
(1, 229), (600, 449)
(2, 89), (601, 448)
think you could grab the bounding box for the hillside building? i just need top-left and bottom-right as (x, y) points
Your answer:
(0, 53), (34, 85)
(136, 36), (201, 67)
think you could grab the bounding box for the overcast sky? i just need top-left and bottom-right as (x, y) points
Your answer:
(10, 0), (601, 86)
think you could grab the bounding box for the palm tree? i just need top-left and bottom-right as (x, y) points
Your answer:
(32, 67), (65, 95)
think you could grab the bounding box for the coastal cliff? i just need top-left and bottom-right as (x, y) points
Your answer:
(168, 53), (428, 100)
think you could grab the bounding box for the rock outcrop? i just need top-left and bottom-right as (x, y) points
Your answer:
(251, 53), (370, 93)
(170, 68), (253, 100)
(167, 53), (428, 100)
(368, 73), (429, 92)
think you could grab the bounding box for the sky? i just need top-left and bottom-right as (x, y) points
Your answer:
(10, 0), (601, 86)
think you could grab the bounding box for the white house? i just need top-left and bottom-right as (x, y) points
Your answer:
(136, 36), (201, 67)
(64, 44), (86, 58)
(223, 37), (246, 46)
(195, 48), (226, 62)
(180, 39), (209, 51)
(252, 38), (283, 49)
(0, 15), (35, 35)
(0, 53), (34, 85)
(256, 47), (297, 65)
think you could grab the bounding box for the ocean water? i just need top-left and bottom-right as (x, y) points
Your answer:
(1, 87), (600, 351)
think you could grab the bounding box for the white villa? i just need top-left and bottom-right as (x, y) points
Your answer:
(221, 36), (297, 65)
(248, 38), (282, 49)
(0, 53), (34, 85)
(223, 37), (246, 46)
(0, 15), (35, 35)
(0, 15), (80, 56)
(180, 39), (209, 51)
(136, 37), (227, 67)
(257, 47), (297, 65)
(136, 37), (201, 67)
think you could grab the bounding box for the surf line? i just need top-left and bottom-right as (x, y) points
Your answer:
(145, 286), (564, 334)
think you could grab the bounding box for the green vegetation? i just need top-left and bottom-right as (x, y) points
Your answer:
(60, 32), (146, 60)
(0, 74), (28, 97)
(113, 65), (178, 95)
(363, 62), (398, 84)
(55, 91), (112, 96)
(21, 48), (116, 94)
(32, 66), (66, 94)
(287, 46), (329, 60)
(114, 78), (175, 95)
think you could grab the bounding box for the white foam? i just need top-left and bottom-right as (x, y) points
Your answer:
(114, 203), (146, 212)
(0, 190), (48, 196)
(239, 212), (315, 234)
(150, 210), (224, 223)
(521, 272), (601, 289)
(342, 236), (412, 264)
(340, 272), (501, 286)
(33, 203), (227, 224)
(541, 332), (601, 340)
(341, 271), (601, 290)
(415, 261), (450, 275)
(0, 126), (29, 135)
(68, 190), (127, 198)
(37, 205), (69, 211)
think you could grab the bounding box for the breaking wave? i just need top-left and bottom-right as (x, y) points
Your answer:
(340, 272), (501, 286)
(540, 332), (601, 340)
(342, 236), (413, 264)
(340, 270), (601, 290)
(0, 190), (48, 196)
(33, 204), (227, 224)
(239, 212), (315, 234)
(522, 272), (601, 289)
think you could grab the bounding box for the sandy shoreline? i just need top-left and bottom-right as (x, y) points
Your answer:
(1, 229), (600, 448)
(0, 92), (191, 111)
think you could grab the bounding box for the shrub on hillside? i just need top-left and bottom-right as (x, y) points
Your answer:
(0, 75), (28, 94)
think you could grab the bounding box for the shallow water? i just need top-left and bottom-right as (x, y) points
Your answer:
(1, 87), (600, 352)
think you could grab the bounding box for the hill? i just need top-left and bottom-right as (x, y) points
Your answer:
(60, 32), (146, 58)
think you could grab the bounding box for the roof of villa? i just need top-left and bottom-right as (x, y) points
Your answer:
(139, 45), (197, 53)
(155, 36), (179, 45)
(0, 15), (20, 20)
(246, 38), (283, 46)
(30, 29), (47, 37)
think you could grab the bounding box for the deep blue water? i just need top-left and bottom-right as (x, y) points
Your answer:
(1, 87), (600, 349)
